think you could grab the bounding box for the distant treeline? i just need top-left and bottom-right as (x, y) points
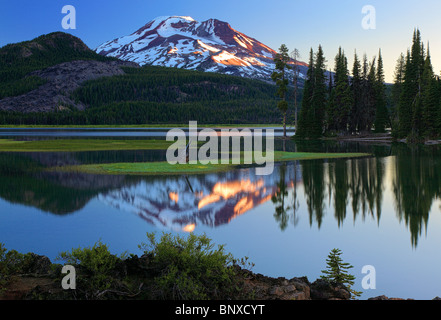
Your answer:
(295, 45), (390, 139)
(0, 62), (301, 125)
(294, 28), (441, 141)
(0, 100), (283, 125)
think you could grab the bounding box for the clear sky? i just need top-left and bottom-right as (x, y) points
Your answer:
(1, 0), (440, 83)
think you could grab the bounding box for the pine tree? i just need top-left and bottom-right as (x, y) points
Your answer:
(366, 58), (378, 132)
(349, 52), (362, 133)
(321, 248), (361, 298)
(357, 55), (376, 133)
(421, 48), (439, 137)
(391, 53), (405, 129)
(271, 44), (292, 139)
(291, 48), (301, 131)
(326, 71), (336, 132)
(398, 29), (426, 139)
(332, 47), (352, 133)
(398, 50), (414, 137)
(374, 49), (389, 133)
(296, 48), (315, 138)
(310, 45), (327, 138)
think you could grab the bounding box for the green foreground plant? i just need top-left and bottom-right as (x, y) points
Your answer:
(139, 232), (254, 300)
(0, 243), (36, 294)
(320, 248), (362, 299)
(56, 240), (129, 299)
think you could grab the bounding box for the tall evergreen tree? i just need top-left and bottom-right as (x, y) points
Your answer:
(398, 50), (414, 137)
(366, 58), (378, 132)
(398, 29), (426, 139)
(358, 55), (376, 133)
(296, 49), (315, 138)
(310, 45), (328, 138)
(350, 52), (362, 133)
(271, 44), (292, 139)
(421, 47), (439, 137)
(391, 53), (405, 129)
(374, 50), (389, 133)
(332, 47), (352, 133)
(326, 71), (336, 132)
(291, 48), (301, 131)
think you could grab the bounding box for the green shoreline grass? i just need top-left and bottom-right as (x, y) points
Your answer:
(0, 139), (180, 152)
(54, 151), (371, 176)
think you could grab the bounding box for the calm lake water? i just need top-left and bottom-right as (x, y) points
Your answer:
(1, 129), (441, 300)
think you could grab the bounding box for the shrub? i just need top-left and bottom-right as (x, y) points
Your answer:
(138, 232), (252, 300)
(56, 240), (127, 297)
(0, 243), (33, 275)
(0, 243), (35, 294)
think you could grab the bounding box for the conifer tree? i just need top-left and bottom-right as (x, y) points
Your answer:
(350, 52), (362, 133)
(421, 47), (439, 137)
(398, 50), (414, 137)
(391, 53), (405, 128)
(271, 44), (292, 139)
(296, 49), (315, 138)
(310, 45), (327, 138)
(357, 55), (376, 133)
(398, 29), (426, 139)
(374, 50), (389, 133)
(320, 248), (362, 298)
(332, 47), (352, 133)
(326, 71), (336, 132)
(366, 58), (378, 132)
(291, 48), (301, 131)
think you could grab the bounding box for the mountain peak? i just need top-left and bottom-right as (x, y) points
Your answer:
(152, 15), (196, 22)
(95, 16), (307, 81)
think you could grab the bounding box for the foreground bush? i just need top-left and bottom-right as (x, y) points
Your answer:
(56, 240), (128, 298)
(51, 233), (253, 300)
(139, 232), (253, 300)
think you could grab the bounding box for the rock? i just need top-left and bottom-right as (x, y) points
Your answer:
(310, 279), (351, 300)
(285, 285), (297, 293)
(269, 286), (284, 297)
(285, 292), (307, 300)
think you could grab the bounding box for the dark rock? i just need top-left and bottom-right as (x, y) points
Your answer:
(310, 279), (351, 300)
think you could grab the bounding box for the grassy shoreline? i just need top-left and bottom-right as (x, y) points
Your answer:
(54, 151), (371, 176)
(0, 137), (370, 175)
(0, 138), (181, 152)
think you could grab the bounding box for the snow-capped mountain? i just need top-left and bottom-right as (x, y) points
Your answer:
(98, 164), (302, 232)
(95, 15), (308, 80)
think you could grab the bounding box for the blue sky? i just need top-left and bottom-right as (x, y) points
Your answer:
(1, 0), (440, 82)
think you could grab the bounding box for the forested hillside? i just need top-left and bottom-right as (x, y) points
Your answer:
(0, 64), (294, 125)
(0, 32), (117, 99)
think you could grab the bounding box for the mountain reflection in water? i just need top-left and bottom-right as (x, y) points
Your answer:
(98, 164), (299, 232)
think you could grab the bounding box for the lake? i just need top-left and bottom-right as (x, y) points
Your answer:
(0, 129), (440, 300)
